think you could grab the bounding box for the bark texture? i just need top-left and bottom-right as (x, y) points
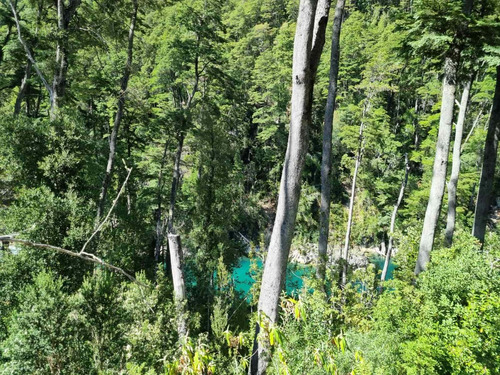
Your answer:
(96, 0), (138, 224)
(381, 155), (409, 281)
(415, 51), (459, 275)
(14, 60), (32, 115)
(472, 66), (500, 243)
(250, 0), (330, 373)
(444, 75), (473, 246)
(167, 233), (188, 338)
(51, 0), (81, 115)
(317, 0), (346, 282)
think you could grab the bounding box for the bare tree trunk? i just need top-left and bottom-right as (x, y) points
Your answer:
(14, 60), (32, 115)
(165, 133), (187, 338)
(341, 107), (366, 287)
(381, 155), (410, 281)
(166, 134), (184, 232)
(415, 49), (460, 275)
(167, 233), (188, 338)
(444, 75), (473, 246)
(461, 103), (487, 153)
(317, 0), (346, 282)
(96, 0), (138, 225)
(154, 140), (169, 264)
(250, 1), (330, 373)
(473, 66), (500, 244)
(51, 0), (81, 117)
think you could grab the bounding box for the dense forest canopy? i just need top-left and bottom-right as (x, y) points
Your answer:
(0, 0), (500, 373)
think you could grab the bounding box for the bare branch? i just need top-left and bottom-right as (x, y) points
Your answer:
(81, 161), (132, 253)
(0, 236), (146, 287)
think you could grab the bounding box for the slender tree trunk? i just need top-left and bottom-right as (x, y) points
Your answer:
(317, 0), (346, 282)
(96, 0), (138, 224)
(472, 66), (500, 243)
(9, 0), (54, 115)
(381, 155), (410, 281)
(444, 75), (473, 246)
(341, 107), (366, 288)
(14, 60), (32, 115)
(415, 49), (460, 275)
(461, 103), (487, 153)
(250, 1), (330, 373)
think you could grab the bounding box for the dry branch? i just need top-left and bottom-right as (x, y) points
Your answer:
(0, 236), (146, 287)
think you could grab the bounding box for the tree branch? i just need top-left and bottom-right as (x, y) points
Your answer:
(81, 160), (132, 253)
(8, 0), (54, 103)
(0, 236), (146, 287)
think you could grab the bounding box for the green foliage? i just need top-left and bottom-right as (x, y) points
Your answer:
(0, 0), (500, 373)
(0, 271), (90, 374)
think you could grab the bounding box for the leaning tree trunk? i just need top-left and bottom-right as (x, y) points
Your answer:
(381, 155), (410, 281)
(14, 60), (32, 115)
(317, 0), (346, 282)
(96, 0), (138, 225)
(250, 1), (330, 374)
(414, 49), (460, 275)
(341, 110), (365, 288)
(472, 66), (500, 244)
(444, 74), (473, 246)
(9, 0), (54, 115)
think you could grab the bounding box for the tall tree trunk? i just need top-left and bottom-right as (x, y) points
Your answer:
(166, 132), (187, 338)
(317, 0), (346, 282)
(472, 66), (500, 243)
(154, 140), (169, 265)
(341, 106), (366, 288)
(14, 60), (32, 115)
(381, 155), (410, 281)
(168, 233), (188, 337)
(51, 0), (81, 117)
(250, 1), (330, 373)
(444, 74), (473, 246)
(414, 49), (460, 275)
(96, 0), (138, 225)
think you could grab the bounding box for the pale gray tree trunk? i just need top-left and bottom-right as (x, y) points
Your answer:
(154, 140), (169, 264)
(381, 155), (410, 281)
(461, 103), (487, 153)
(414, 50), (459, 275)
(341, 106), (366, 287)
(250, 0), (330, 373)
(473, 66), (500, 243)
(96, 0), (138, 224)
(165, 133), (188, 338)
(444, 75), (473, 246)
(167, 233), (188, 338)
(317, 0), (346, 282)
(14, 60), (32, 115)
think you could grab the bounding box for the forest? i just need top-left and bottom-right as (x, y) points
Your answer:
(0, 0), (500, 373)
